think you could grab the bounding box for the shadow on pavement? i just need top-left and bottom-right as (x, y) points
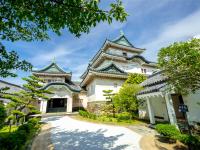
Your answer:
(52, 128), (129, 150)
(42, 116), (63, 123)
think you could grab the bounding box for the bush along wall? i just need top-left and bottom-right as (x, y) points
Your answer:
(79, 110), (135, 123)
(0, 118), (41, 150)
(156, 124), (200, 149)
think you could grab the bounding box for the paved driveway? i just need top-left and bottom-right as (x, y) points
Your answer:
(42, 116), (141, 150)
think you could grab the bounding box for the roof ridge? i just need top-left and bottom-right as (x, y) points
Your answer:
(32, 62), (71, 74)
(0, 80), (23, 89)
(41, 82), (81, 92)
(127, 55), (156, 64)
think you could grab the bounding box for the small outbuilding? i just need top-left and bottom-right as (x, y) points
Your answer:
(137, 71), (200, 127)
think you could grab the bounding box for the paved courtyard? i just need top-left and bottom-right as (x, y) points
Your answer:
(42, 116), (142, 150)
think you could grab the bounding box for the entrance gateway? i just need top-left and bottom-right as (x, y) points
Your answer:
(47, 98), (67, 112)
(32, 61), (82, 114)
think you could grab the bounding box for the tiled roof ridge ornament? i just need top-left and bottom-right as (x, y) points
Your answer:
(120, 30), (124, 36)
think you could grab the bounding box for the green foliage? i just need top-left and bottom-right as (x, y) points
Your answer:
(3, 75), (51, 125)
(113, 84), (142, 118)
(79, 110), (141, 125)
(0, 117), (40, 150)
(155, 124), (180, 140)
(116, 112), (131, 121)
(1, 0), (127, 41)
(79, 110), (96, 120)
(156, 124), (200, 148)
(125, 73), (147, 85)
(178, 134), (200, 147)
(0, 103), (7, 129)
(103, 90), (114, 101)
(0, 43), (32, 78)
(103, 90), (115, 117)
(79, 110), (89, 117)
(158, 38), (200, 94)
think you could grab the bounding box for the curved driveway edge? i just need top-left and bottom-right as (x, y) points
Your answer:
(42, 116), (142, 150)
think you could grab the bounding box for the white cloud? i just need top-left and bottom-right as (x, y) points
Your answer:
(141, 9), (200, 61)
(72, 63), (88, 81)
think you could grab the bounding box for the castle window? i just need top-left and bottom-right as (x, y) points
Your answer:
(122, 52), (127, 57)
(141, 68), (147, 74)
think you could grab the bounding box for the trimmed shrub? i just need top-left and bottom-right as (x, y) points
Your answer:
(98, 116), (110, 122)
(155, 124), (180, 140)
(0, 117), (40, 150)
(178, 134), (200, 149)
(79, 110), (97, 120)
(79, 110), (89, 118)
(116, 112), (131, 121)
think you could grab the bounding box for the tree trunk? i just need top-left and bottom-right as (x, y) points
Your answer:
(112, 103), (115, 118)
(9, 123), (12, 133)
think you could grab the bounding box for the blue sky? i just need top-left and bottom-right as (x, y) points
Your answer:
(1, 0), (200, 85)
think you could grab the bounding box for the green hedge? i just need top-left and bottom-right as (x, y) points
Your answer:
(116, 112), (131, 121)
(79, 110), (97, 120)
(156, 124), (200, 149)
(155, 124), (180, 140)
(0, 118), (40, 150)
(79, 110), (135, 123)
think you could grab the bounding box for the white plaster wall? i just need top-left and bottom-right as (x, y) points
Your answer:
(40, 100), (47, 113)
(79, 92), (88, 108)
(183, 90), (200, 124)
(106, 47), (137, 57)
(97, 60), (156, 75)
(86, 80), (96, 102)
(149, 96), (169, 121)
(138, 99), (149, 119)
(94, 78), (125, 101)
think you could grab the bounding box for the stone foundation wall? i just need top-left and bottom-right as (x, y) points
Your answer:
(87, 101), (107, 115)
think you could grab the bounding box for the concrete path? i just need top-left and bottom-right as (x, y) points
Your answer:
(42, 116), (142, 150)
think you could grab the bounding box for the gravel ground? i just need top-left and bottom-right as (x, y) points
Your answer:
(42, 116), (142, 150)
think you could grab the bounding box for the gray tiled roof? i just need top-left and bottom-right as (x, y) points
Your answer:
(41, 81), (81, 92)
(92, 63), (127, 75)
(32, 62), (71, 75)
(138, 71), (168, 95)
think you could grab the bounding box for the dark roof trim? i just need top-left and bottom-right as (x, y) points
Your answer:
(89, 38), (145, 66)
(138, 82), (167, 95)
(111, 34), (134, 47)
(41, 82), (81, 92)
(32, 62), (71, 74)
(97, 63), (126, 73)
(127, 55), (155, 64)
(0, 80), (24, 89)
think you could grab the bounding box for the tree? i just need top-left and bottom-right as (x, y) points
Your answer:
(0, 102), (7, 129)
(1, 0), (127, 80)
(103, 90), (115, 117)
(113, 84), (142, 119)
(3, 75), (52, 125)
(1, 0), (128, 41)
(124, 73), (147, 85)
(0, 43), (32, 78)
(158, 38), (200, 94)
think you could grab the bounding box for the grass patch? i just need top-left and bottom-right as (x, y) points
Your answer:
(0, 118), (41, 150)
(72, 114), (146, 126)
